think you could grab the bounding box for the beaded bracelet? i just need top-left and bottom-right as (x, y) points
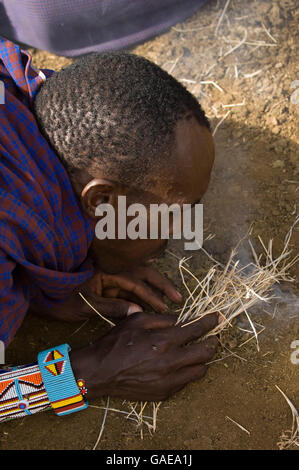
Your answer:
(0, 363), (51, 423)
(38, 344), (88, 416)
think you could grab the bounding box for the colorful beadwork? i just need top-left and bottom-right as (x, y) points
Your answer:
(0, 363), (51, 423)
(77, 379), (88, 396)
(38, 344), (88, 416)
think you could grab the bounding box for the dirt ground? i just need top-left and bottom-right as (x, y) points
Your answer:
(1, 0), (298, 451)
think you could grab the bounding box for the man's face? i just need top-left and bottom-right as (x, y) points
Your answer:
(88, 116), (215, 273)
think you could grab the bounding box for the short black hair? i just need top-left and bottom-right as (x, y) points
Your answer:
(34, 51), (210, 187)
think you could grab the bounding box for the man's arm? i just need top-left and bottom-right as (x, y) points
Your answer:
(1, 246), (218, 422)
(0, 250), (51, 423)
(0, 250), (30, 348)
(0, 312), (218, 423)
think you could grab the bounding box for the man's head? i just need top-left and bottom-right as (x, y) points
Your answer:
(34, 52), (214, 272)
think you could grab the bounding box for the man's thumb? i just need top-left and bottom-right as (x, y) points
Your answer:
(95, 298), (143, 320)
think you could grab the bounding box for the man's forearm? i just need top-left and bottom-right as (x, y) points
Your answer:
(29, 286), (89, 322)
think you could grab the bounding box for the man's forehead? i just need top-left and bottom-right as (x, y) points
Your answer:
(173, 118), (214, 196)
(142, 135), (213, 203)
(119, 116), (214, 206)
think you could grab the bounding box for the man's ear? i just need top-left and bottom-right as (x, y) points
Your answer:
(80, 178), (116, 218)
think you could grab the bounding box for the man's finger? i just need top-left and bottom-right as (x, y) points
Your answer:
(175, 337), (218, 367)
(102, 287), (164, 312)
(134, 267), (183, 303)
(126, 311), (176, 329)
(103, 274), (168, 312)
(90, 298), (143, 319)
(168, 313), (218, 345)
(101, 287), (121, 298)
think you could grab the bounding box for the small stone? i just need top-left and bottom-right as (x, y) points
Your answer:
(227, 338), (238, 349)
(272, 126), (280, 134)
(272, 159), (284, 168)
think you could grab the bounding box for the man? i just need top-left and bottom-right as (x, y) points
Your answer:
(0, 37), (217, 422)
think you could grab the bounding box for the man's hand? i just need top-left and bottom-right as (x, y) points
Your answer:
(70, 312), (218, 402)
(86, 266), (183, 316)
(29, 266), (182, 322)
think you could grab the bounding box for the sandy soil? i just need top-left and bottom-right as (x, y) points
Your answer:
(1, 0), (298, 450)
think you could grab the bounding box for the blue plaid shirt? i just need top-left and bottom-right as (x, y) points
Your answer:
(0, 37), (95, 346)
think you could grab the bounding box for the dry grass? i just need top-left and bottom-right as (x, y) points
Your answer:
(276, 386), (299, 450)
(176, 220), (298, 349)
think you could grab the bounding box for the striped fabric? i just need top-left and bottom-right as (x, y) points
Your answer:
(0, 37), (95, 347)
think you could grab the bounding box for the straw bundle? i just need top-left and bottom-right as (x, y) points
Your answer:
(176, 221), (298, 350)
